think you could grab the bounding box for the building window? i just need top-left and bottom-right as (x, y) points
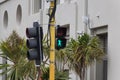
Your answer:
(29, 0), (42, 14)
(96, 33), (108, 80)
(91, 25), (108, 80)
(34, 0), (41, 13)
(16, 5), (22, 25)
(3, 10), (8, 28)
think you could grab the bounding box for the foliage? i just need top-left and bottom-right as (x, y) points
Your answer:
(41, 67), (69, 80)
(55, 69), (69, 80)
(0, 32), (101, 80)
(0, 31), (69, 80)
(67, 33), (104, 80)
(57, 33), (104, 80)
(0, 31), (37, 80)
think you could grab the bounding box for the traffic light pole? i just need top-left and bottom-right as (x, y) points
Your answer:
(49, 1), (55, 80)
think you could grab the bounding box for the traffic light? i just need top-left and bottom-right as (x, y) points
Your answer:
(26, 22), (43, 66)
(56, 25), (67, 50)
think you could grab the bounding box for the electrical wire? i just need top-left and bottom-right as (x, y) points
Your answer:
(47, 0), (57, 47)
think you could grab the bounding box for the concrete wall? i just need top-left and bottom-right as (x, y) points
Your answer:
(55, 0), (120, 80)
(88, 0), (120, 80)
(0, 0), (41, 39)
(106, 1), (120, 80)
(1, 0), (120, 80)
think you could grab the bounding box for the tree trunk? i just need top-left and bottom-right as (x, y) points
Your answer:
(37, 67), (42, 80)
(79, 67), (86, 80)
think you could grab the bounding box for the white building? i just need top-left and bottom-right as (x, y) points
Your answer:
(0, 0), (120, 80)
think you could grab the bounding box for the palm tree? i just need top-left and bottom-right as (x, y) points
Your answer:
(0, 31), (69, 80)
(0, 31), (37, 80)
(57, 33), (104, 80)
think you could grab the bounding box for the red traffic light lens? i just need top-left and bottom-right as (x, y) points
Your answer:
(57, 27), (67, 37)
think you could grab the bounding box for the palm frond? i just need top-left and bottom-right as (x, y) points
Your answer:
(63, 33), (105, 79)
(0, 30), (37, 80)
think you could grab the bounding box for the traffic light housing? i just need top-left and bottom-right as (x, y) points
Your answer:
(26, 22), (43, 66)
(56, 25), (67, 50)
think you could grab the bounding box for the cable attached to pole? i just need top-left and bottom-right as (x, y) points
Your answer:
(47, 0), (57, 47)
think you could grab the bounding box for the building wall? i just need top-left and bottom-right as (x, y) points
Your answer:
(56, 3), (77, 39)
(88, 0), (120, 80)
(57, 0), (120, 80)
(106, 1), (120, 80)
(1, 0), (120, 80)
(0, 0), (41, 40)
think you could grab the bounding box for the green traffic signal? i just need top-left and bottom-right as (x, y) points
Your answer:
(57, 39), (62, 47)
(56, 26), (67, 50)
(56, 38), (66, 49)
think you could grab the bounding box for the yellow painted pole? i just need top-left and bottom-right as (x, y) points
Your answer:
(49, 1), (55, 80)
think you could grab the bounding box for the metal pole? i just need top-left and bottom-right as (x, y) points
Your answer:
(84, 0), (88, 80)
(49, 1), (55, 80)
(84, 0), (88, 33)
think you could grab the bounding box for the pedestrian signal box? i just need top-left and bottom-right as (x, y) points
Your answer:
(56, 26), (67, 50)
